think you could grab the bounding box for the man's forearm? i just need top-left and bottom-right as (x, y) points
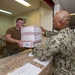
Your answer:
(45, 30), (58, 37)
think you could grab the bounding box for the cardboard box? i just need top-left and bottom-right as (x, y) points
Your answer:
(21, 26), (41, 33)
(21, 26), (42, 48)
(21, 34), (42, 41)
(22, 41), (42, 48)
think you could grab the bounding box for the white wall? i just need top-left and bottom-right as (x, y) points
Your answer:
(13, 9), (40, 26)
(0, 15), (13, 35)
(53, 0), (64, 15)
(40, 7), (53, 31)
(54, 4), (63, 15)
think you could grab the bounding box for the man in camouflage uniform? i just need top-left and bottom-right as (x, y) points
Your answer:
(32, 10), (75, 75)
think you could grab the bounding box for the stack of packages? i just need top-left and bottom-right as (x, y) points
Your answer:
(21, 26), (42, 48)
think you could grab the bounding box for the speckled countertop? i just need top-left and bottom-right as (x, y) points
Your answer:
(0, 49), (53, 75)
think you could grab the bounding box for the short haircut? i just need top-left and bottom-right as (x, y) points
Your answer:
(16, 18), (23, 22)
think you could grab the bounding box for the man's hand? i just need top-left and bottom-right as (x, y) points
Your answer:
(40, 26), (46, 35)
(40, 26), (46, 33)
(17, 40), (23, 47)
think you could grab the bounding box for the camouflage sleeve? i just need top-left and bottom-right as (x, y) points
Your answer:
(32, 37), (60, 60)
(72, 41), (75, 48)
(45, 30), (58, 37)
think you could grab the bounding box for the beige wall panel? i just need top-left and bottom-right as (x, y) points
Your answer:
(0, 15), (13, 35)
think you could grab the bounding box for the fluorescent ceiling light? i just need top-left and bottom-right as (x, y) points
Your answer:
(70, 13), (75, 16)
(15, 0), (31, 7)
(0, 9), (12, 14)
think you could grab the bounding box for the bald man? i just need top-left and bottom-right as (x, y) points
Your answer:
(32, 10), (75, 75)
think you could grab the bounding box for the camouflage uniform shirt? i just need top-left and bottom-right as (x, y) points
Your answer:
(32, 27), (75, 75)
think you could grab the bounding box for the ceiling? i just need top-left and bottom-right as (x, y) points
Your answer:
(0, 0), (75, 16)
(61, 0), (75, 26)
(53, 0), (75, 25)
(53, 0), (75, 14)
(0, 0), (43, 17)
(0, 0), (75, 25)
